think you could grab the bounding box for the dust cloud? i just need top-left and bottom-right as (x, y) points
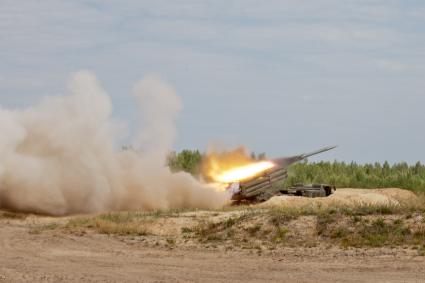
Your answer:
(0, 71), (228, 215)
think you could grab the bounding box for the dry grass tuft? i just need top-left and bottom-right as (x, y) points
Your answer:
(29, 223), (60, 234)
(93, 219), (147, 236)
(0, 211), (28, 220)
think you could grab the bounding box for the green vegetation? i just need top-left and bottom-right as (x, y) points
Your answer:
(70, 212), (151, 236)
(0, 211), (27, 219)
(167, 149), (425, 191)
(286, 161), (425, 192)
(318, 216), (425, 248)
(168, 150), (202, 176)
(29, 223), (59, 234)
(27, 201), (423, 253)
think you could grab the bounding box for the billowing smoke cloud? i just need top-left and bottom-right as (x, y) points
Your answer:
(0, 71), (228, 215)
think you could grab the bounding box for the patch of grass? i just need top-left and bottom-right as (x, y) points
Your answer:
(181, 227), (193, 234)
(145, 208), (199, 218)
(224, 217), (237, 228)
(66, 217), (94, 228)
(97, 212), (137, 223)
(245, 224), (262, 236)
(317, 214), (338, 236)
(273, 227), (289, 242)
(269, 213), (296, 226)
(191, 213), (258, 243)
(29, 223), (60, 234)
(63, 212), (150, 236)
(417, 245), (425, 256)
(94, 219), (147, 236)
(330, 227), (350, 239)
(166, 238), (176, 245)
(192, 221), (224, 242)
(346, 204), (396, 216)
(206, 235), (223, 242)
(352, 216), (361, 223)
(412, 226), (425, 244)
(0, 211), (28, 220)
(193, 221), (221, 240)
(320, 216), (419, 248)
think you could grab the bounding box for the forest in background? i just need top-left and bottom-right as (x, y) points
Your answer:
(168, 150), (425, 192)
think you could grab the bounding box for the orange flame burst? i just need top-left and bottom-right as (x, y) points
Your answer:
(212, 161), (275, 183)
(202, 147), (275, 183)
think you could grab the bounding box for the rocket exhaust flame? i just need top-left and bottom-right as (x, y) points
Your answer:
(202, 147), (275, 183)
(212, 161), (275, 183)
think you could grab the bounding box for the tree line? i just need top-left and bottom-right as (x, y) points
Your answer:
(167, 150), (425, 191)
(285, 161), (425, 192)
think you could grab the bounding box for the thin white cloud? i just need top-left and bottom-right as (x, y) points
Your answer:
(375, 59), (409, 72)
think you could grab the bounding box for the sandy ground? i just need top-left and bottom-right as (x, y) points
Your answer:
(0, 188), (424, 283)
(263, 188), (418, 207)
(1, 223), (424, 283)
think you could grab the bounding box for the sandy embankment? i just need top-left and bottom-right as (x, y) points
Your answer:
(262, 188), (419, 208)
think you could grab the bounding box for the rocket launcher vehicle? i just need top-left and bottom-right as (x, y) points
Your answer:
(229, 145), (337, 203)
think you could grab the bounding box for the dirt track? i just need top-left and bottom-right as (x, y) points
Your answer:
(0, 220), (424, 282)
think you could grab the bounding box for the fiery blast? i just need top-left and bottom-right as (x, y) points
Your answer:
(202, 147), (275, 183)
(0, 71), (228, 215)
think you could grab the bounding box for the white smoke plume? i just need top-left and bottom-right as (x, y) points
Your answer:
(0, 71), (228, 215)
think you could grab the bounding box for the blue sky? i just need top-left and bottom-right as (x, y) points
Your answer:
(1, 0), (424, 163)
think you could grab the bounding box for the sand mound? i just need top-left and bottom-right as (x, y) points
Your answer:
(261, 188), (418, 208)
